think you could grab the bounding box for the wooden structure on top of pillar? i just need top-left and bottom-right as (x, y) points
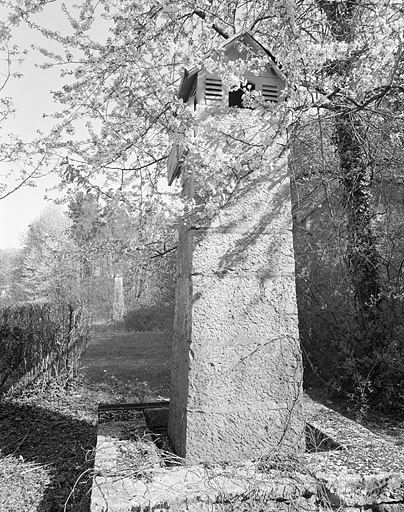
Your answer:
(167, 32), (285, 186)
(167, 32), (305, 463)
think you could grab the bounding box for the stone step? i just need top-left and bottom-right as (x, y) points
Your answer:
(90, 396), (404, 512)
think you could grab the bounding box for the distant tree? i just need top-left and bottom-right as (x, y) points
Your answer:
(0, 248), (19, 305)
(67, 191), (176, 320)
(13, 205), (80, 303)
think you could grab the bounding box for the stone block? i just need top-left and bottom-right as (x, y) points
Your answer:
(191, 230), (296, 275)
(169, 155), (304, 463)
(191, 274), (300, 340)
(183, 403), (304, 462)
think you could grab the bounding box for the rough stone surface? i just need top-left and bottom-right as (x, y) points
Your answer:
(90, 398), (404, 512)
(304, 397), (404, 510)
(168, 154), (305, 463)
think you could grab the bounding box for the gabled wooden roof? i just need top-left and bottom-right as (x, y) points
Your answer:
(218, 31), (279, 65)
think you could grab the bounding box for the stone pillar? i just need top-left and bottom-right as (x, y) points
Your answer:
(168, 152), (305, 463)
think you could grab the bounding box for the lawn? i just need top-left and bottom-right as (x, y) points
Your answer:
(80, 331), (171, 400)
(0, 330), (171, 512)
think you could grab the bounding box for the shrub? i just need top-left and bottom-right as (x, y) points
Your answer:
(123, 303), (174, 332)
(0, 301), (92, 393)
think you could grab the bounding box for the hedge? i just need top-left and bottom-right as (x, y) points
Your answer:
(0, 301), (92, 394)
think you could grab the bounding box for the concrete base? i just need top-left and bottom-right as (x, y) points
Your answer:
(91, 397), (404, 512)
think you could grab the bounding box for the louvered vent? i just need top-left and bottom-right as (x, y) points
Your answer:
(205, 77), (222, 102)
(262, 84), (278, 103)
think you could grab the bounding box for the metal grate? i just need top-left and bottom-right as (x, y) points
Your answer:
(262, 83), (278, 103)
(205, 77), (222, 101)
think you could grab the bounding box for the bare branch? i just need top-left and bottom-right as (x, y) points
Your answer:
(0, 156), (47, 201)
(193, 10), (229, 39)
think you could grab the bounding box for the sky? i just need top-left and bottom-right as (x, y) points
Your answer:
(0, 1), (108, 249)
(0, 179), (60, 250)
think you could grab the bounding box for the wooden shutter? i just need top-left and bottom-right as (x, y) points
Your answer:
(262, 84), (278, 103)
(189, 82), (197, 110)
(205, 77), (222, 102)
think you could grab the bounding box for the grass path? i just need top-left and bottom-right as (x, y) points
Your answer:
(80, 331), (171, 401)
(0, 330), (171, 512)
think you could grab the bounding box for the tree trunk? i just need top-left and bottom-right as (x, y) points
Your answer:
(334, 110), (381, 331)
(317, 0), (383, 337)
(112, 274), (124, 321)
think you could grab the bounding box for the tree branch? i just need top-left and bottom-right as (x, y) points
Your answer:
(193, 10), (229, 39)
(0, 156), (47, 201)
